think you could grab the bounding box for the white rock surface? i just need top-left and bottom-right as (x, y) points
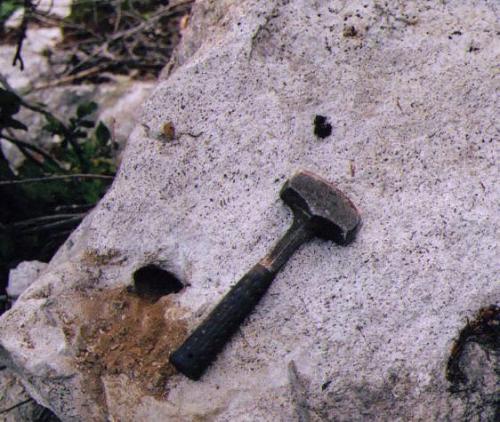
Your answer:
(0, 0), (499, 420)
(0, 27), (62, 90)
(37, 0), (72, 18)
(6, 261), (48, 299)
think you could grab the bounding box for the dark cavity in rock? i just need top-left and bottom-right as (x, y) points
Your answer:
(446, 304), (499, 420)
(131, 265), (183, 301)
(313, 115), (332, 139)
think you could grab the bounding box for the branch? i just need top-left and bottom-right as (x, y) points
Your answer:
(0, 133), (66, 172)
(12, 213), (85, 228)
(67, 0), (194, 75)
(31, 63), (110, 91)
(20, 215), (83, 234)
(30, 11), (104, 41)
(54, 203), (94, 213)
(0, 74), (62, 121)
(0, 78), (88, 171)
(0, 398), (33, 415)
(0, 174), (114, 186)
(12, 0), (35, 70)
(5, 140), (46, 170)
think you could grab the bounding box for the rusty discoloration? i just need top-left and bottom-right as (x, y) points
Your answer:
(63, 287), (188, 401)
(162, 121), (176, 141)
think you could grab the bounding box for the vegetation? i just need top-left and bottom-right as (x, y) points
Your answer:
(55, 0), (191, 82)
(1, 0), (192, 85)
(0, 85), (116, 310)
(0, 0), (192, 311)
(0, 0), (22, 24)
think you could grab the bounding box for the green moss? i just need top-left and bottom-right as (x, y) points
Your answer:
(0, 0), (22, 26)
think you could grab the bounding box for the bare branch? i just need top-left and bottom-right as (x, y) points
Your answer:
(0, 74), (61, 120)
(32, 63), (110, 91)
(12, 0), (36, 70)
(0, 398), (33, 415)
(54, 203), (94, 212)
(0, 133), (66, 172)
(12, 213), (86, 228)
(3, 139), (46, 170)
(0, 174), (114, 186)
(20, 215), (83, 233)
(64, 0), (194, 75)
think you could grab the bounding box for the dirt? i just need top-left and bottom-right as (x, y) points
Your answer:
(65, 287), (188, 402)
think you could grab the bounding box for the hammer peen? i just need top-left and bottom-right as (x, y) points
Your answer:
(170, 170), (361, 380)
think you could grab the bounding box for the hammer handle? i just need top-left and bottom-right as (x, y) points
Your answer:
(169, 264), (274, 380)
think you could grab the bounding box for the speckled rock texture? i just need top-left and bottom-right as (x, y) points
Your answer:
(0, 0), (498, 420)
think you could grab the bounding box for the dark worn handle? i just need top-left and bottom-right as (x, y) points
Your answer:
(169, 263), (274, 380)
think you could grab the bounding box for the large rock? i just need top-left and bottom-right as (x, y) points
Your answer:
(0, 0), (498, 420)
(7, 261), (48, 300)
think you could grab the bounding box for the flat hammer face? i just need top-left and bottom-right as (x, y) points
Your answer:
(170, 170), (361, 380)
(280, 170), (361, 245)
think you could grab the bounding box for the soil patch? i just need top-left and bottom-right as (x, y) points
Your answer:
(68, 287), (187, 401)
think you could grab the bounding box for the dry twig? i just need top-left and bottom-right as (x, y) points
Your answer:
(0, 133), (66, 171)
(0, 398), (33, 415)
(0, 173), (113, 186)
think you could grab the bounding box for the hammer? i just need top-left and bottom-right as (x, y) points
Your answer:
(170, 170), (361, 380)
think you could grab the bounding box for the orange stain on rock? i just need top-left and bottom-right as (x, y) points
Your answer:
(65, 287), (187, 400)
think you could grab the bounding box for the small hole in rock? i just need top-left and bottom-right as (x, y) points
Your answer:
(313, 115), (332, 138)
(131, 264), (183, 301)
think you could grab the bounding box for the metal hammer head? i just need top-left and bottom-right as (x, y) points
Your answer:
(280, 170), (361, 245)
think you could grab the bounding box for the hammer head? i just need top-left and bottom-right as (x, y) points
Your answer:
(280, 170), (361, 245)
